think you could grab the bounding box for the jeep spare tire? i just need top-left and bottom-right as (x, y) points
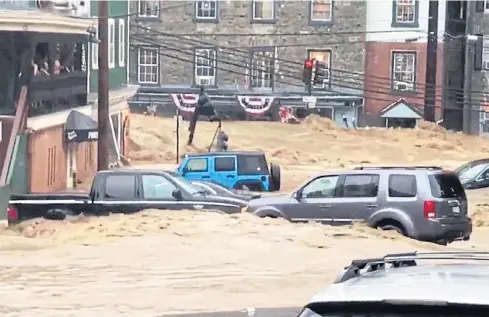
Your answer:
(270, 163), (281, 191)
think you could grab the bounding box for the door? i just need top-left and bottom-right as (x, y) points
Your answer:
(140, 174), (193, 210)
(284, 175), (341, 223)
(95, 173), (141, 214)
(182, 157), (209, 181)
(334, 174), (380, 224)
(474, 165), (489, 188)
(213, 156), (237, 188)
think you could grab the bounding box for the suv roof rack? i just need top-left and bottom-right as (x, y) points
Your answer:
(334, 251), (489, 284)
(354, 166), (442, 170)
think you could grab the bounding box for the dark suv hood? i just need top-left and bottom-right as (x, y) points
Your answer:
(203, 194), (249, 207)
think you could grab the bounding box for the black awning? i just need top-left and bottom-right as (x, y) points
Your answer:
(64, 110), (98, 143)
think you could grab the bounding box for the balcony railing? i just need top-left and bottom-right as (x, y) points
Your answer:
(28, 71), (88, 117)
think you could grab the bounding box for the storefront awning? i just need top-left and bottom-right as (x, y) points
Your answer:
(64, 110), (98, 143)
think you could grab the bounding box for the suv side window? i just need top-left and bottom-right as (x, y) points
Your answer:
(302, 175), (339, 198)
(105, 174), (136, 199)
(142, 175), (177, 199)
(237, 155), (269, 175)
(342, 175), (379, 198)
(186, 158), (208, 172)
(389, 174), (417, 197)
(215, 157), (236, 172)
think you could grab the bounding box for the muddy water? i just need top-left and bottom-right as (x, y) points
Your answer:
(0, 211), (477, 317)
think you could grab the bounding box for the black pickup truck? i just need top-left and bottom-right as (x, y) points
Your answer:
(7, 169), (249, 224)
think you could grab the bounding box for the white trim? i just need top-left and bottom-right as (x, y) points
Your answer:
(118, 18), (126, 67)
(0, 11), (95, 34)
(252, 0), (275, 20)
(310, 0), (332, 22)
(195, 0), (218, 19)
(195, 48), (216, 86)
(108, 18), (115, 69)
(390, 50), (417, 92)
(138, 0), (160, 18)
(91, 16), (98, 70)
(126, 3), (130, 84)
(137, 47), (159, 84)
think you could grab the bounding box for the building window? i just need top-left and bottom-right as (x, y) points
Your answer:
(138, 0), (159, 18)
(249, 48), (275, 89)
(392, 0), (418, 27)
(308, 49), (331, 87)
(485, 0), (489, 12)
(108, 18), (115, 68)
(391, 51), (417, 92)
(138, 48), (159, 84)
(118, 19), (125, 67)
(195, 0), (218, 21)
(251, 0), (275, 22)
(482, 36), (489, 70)
(195, 48), (216, 86)
(91, 18), (98, 70)
(310, 0), (332, 22)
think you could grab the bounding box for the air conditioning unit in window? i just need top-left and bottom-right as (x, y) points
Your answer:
(483, 60), (489, 71)
(196, 77), (215, 86)
(393, 81), (414, 91)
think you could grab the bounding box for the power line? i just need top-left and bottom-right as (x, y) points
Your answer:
(131, 36), (486, 113)
(130, 25), (471, 94)
(131, 26), (484, 98)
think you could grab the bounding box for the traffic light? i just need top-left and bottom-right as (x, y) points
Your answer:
(302, 59), (314, 84)
(313, 60), (329, 85)
(216, 131), (228, 151)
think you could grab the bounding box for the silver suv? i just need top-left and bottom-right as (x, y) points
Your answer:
(298, 251), (489, 316)
(244, 166), (472, 244)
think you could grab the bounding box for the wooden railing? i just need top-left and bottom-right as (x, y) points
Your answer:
(0, 86), (27, 186)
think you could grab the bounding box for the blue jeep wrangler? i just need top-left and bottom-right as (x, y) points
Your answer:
(177, 151), (281, 192)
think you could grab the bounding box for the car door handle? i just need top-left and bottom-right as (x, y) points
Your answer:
(319, 205), (331, 208)
(202, 176), (210, 179)
(365, 204), (378, 208)
(226, 175), (235, 178)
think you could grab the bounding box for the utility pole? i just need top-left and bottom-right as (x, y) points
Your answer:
(463, 1), (475, 135)
(423, 0), (438, 122)
(97, 0), (110, 171)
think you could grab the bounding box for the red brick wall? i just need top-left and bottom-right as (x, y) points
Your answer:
(364, 42), (444, 119)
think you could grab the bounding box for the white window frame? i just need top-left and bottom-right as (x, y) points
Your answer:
(308, 49), (331, 87)
(108, 18), (115, 69)
(118, 18), (125, 67)
(91, 17), (98, 70)
(391, 51), (417, 92)
(138, 0), (160, 18)
(310, 0), (333, 22)
(252, 0), (275, 21)
(482, 36), (489, 71)
(194, 48), (216, 86)
(394, 0), (416, 24)
(195, 0), (217, 20)
(138, 47), (159, 84)
(250, 48), (276, 90)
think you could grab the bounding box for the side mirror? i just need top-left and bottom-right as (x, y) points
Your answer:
(172, 189), (183, 200)
(182, 166), (189, 175)
(293, 191), (302, 200)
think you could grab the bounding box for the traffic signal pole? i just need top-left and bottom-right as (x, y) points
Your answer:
(97, 0), (110, 171)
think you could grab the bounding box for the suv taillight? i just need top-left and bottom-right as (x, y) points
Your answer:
(7, 206), (18, 221)
(423, 200), (436, 219)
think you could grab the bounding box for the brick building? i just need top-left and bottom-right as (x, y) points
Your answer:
(363, 0), (446, 127)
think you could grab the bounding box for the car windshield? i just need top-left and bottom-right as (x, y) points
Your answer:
(458, 164), (489, 179)
(168, 172), (202, 195)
